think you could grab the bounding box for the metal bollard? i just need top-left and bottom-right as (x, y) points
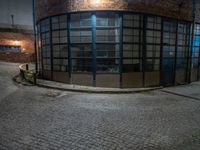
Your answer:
(33, 73), (37, 85)
(20, 69), (25, 79)
(26, 64), (29, 70)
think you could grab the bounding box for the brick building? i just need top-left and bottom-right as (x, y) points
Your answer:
(35, 0), (200, 88)
(0, 0), (34, 63)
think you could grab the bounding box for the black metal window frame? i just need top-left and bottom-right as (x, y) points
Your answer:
(40, 18), (51, 71)
(122, 13), (143, 73)
(192, 23), (200, 69)
(145, 15), (162, 72)
(176, 21), (190, 70)
(95, 12), (121, 74)
(70, 13), (93, 73)
(51, 14), (68, 72)
(37, 11), (200, 87)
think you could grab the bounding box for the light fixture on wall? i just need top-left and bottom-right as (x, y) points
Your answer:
(89, 0), (102, 6)
(12, 40), (20, 45)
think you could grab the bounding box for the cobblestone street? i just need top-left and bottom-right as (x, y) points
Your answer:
(0, 61), (200, 150)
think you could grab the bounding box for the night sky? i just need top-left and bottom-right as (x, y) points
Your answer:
(0, 0), (33, 28)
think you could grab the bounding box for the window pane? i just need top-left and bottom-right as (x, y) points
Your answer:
(96, 12), (119, 27)
(123, 14), (143, 72)
(70, 34), (92, 73)
(51, 15), (68, 72)
(95, 12), (120, 73)
(145, 16), (161, 71)
(192, 24), (200, 68)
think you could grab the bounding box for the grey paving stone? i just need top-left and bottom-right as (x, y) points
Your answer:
(0, 61), (200, 150)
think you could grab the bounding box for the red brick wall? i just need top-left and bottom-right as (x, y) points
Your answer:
(0, 52), (35, 63)
(36, 0), (198, 22)
(0, 30), (34, 63)
(0, 32), (34, 53)
(195, 0), (200, 22)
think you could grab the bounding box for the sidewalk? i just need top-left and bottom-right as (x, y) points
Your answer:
(37, 79), (162, 94)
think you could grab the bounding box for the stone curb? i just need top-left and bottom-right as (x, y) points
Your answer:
(36, 79), (163, 94)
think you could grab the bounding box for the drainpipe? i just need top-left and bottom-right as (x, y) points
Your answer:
(32, 0), (38, 73)
(189, 0), (196, 83)
(192, 0), (196, 20)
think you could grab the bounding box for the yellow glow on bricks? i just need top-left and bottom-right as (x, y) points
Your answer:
(12, 40), (21, 46)
(90, 0), (102, 6)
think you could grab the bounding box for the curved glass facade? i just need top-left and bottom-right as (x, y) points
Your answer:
(37, 11), (200, 88)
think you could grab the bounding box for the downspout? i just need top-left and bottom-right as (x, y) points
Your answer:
(189, 0), (196, 83)
(32, 0), (38, 73)
(192, 0), (196, 22)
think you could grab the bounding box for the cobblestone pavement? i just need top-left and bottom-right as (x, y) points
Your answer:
(0, 61), (200, 150)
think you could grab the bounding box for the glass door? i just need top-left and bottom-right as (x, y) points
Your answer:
(161, 20), (177, 86)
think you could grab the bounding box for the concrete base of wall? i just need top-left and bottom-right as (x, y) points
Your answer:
(41, 69), (199, 88)
(53, 72), (69, 83)
(96, 74), (120, 88)
(43, 70), (51, 80)
(176, 69), (187, 85)
(191, 68), (198, 82)
(144, 72), (160, 87)
(71, 74), (93, 86)
(122, 72), (143, 88)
